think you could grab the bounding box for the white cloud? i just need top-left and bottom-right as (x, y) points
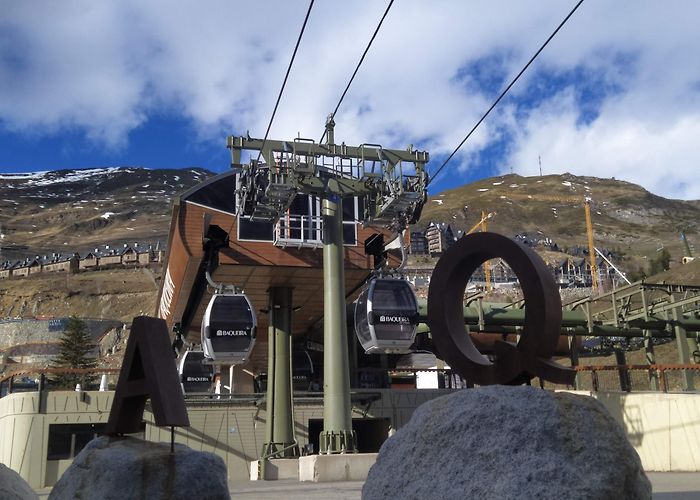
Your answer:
(1, 1), (699, 198)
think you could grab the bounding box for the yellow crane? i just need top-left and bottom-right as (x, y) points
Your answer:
(499, 192), (599, 293)
(465, 211), (496, 236)
(480, 210), (493, 291)
(462, 211), (496, 291)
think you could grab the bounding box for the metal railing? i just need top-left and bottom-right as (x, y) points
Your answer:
(573, 364), (699, 392)
(382, 365), (699, 393)
(0, 367), (121, 397)
(274, 214), (323, 248)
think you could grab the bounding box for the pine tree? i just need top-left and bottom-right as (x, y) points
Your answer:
(648, 248), (672, 276)
(52, 317), (97, 388)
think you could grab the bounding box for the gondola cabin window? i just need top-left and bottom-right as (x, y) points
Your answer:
(178, 350), (214, 393)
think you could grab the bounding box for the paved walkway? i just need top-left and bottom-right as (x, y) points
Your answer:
(647, 472), (700, 499)
(228, 473), (700, 500)
(38, 472), (700, 499)
(229, 479), (362, 499)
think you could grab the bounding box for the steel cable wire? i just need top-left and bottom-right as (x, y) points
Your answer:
(319, 0), (395, 144)
(428, 0), (585, 187)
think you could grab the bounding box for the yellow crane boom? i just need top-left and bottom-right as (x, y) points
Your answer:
(462, 211), (496, 291)
(480, 210), (492, 291)
(465, 211), (496, 235)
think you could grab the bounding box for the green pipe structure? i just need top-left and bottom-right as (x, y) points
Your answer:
(261, 286), (299, 461)
(415, 300), (700, 334)
(415, 322), (675, 339)
(320, 194), (356, 454)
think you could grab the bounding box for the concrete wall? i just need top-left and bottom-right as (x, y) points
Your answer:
(144, 389), (477, 483)
(0, 391), (113, 489)
(0, 318), (123, 351)
(587, 391), (700, 472)
(140, 390), (700, 481)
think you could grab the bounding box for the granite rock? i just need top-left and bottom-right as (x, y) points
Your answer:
(0, 463), (39, 500)
(363, 386), (651, 500)
(48, 436), (229, 500)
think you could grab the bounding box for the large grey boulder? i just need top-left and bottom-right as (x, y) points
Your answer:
(363, 386), (650, 500)
(0, 463), (39, 500)
(48, 436), (230, 500)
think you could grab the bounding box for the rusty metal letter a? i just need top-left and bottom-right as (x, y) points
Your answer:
(106, 316), (189, 434)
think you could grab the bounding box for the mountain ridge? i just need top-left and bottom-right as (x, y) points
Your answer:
(1, 167), (698, 274)
(419, 172), (699, 271)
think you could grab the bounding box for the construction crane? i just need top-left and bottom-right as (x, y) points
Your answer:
(497, 192), (599, 293)
(583, 199), (598, 292)
(480, 210), (493, 291)
(464, 211), (496, 236)
(458, 211), (496, 291)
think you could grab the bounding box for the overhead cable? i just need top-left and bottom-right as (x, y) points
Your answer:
(428, 0), (585, 187)
(319, 0), (395, 144)
(256, 0), (315, 163)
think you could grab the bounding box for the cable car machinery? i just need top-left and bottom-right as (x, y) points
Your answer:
(228, 117), (428, 454)
(231, 119), (428, 231)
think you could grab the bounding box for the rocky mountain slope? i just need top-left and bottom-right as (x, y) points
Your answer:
(0, 167), (212, 261)
(0, 167), (697, 376)
(2, 168), (697, 266)
(0, 268), (160, 322)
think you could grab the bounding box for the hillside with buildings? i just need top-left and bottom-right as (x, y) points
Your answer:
(2, 168), (697, 281)
(412, 172), (700, 284)
(1, 167), (698, 300)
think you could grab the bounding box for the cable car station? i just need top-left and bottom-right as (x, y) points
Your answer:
(4, 122), (699, 487)
(157, 117), (429, 473)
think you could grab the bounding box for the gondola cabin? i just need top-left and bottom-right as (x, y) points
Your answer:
(201, 293), (257, 364)
(354, 278), (419, 354)
(178, 350), (214, 394)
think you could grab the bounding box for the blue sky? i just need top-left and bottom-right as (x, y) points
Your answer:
(1, 1), (700, 199)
